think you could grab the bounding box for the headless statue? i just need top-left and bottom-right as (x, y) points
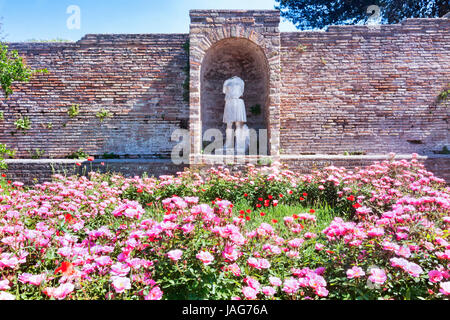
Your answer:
(223, 76), (247, 153)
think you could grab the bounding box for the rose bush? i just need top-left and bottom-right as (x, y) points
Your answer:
(0, 155), (448, 300)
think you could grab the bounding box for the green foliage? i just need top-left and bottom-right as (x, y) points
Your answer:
(102, 152), (121, 159)
(437, 85), (450, 104)
(0, 143), (15, 170)
(435, 146), (450, 155)
(0, 111), (3, 120)
(275, 0), (448, 30)
(250, 104), (262, 116)
(296, 44), (307, 52)
(14, 115), (31, 133)
(29, 148), (45, 159)
(66, 148), (89, 159)
(96, 109), (113, 122)
(343, 151), (367, 156)
(68, 104), (80, 118)
(0, 43), (47, 99)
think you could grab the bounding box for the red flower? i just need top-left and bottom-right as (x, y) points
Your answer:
(64, 213), (74, 224)
(353, 203), (362, 209)
(347, 195), (355, 202)
(260, 212), (266, 217)
(87, 156), (95, 162)
(268, 195), (273, 200)
(146, 202), (153, 206)
(303, 192), (308, 197)
(229, 204), (234, 208)
(271, 219), (278, 224)
(101, 162), (105, 166)
(55, 261), (75, 276)
(299, 197), (304, 201)
(309, 209), (315, 214)
(292, 214), (299, 219)
(137, 188), (143, 193)
(245, 216), (250, 221)
(244, 193), (248, 197)
(1, 173), (6, 178)
(258, 197), (263, 202)
(201, 189), (206, 192)
(246, 209), (251, 214)
(288, 190), (293, 194)
(239, 215), (244, 219)
(76, 162), (81, 167)
(279, 194), (284, 198)
(7, 180), (11, 184)
(256, 204), (262, 208)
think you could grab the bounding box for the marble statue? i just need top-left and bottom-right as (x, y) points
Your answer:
(223, 76), (248, 153)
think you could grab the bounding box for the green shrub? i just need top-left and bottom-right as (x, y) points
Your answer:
(66, 148), (89, 159)
(14, 115), (31, 132)
(0, 143), (15, 170)
(68, 104), (80, 118)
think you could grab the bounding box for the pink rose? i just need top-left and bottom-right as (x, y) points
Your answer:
(145, 286), (163, 300)
(368, 268), (387, 285)
(196, 251), (214, 265)
(44, 283), (74, 300)
(262, 286), (276, 296)
(167, 249), (183, 262)
(439, 282), (450, 296)
(269, 276), (282, 287)
(242, 286), (258, 300)
(282, 278), (300, 294)
(428, 270), (443, 283)
(111, 276), (131, 294)
(346, 266), (365, 279)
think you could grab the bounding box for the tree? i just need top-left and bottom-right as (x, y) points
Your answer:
(0, 44), (35, 99)
(275, 0), (450, 30)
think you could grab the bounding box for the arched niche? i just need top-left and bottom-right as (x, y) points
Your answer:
(200, 38), (270, 153)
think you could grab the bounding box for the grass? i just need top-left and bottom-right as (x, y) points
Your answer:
(232, 200), (335, 232)
(142, 198), (337, 237)
(0, 178), (10, 195)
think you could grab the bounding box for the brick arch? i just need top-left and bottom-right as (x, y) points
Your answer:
(189, 15), (281, 161)
(198, 26), (268, 56)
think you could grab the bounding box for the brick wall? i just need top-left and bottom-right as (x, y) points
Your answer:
(280, 18), (450, 155)
(4, 159), (187, 185)
(0, 10), (449, 184)
(0, 34), (189, 159)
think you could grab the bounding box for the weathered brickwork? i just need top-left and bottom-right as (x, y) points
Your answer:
(0, 34), (189, 159)
(6, 155), (448, 186)
(0, 10), (449, 183)
(4, 159), (186, 185)
(280, 18), (450, 155)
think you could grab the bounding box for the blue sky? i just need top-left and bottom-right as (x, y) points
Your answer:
(0, 0), (298, 42)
